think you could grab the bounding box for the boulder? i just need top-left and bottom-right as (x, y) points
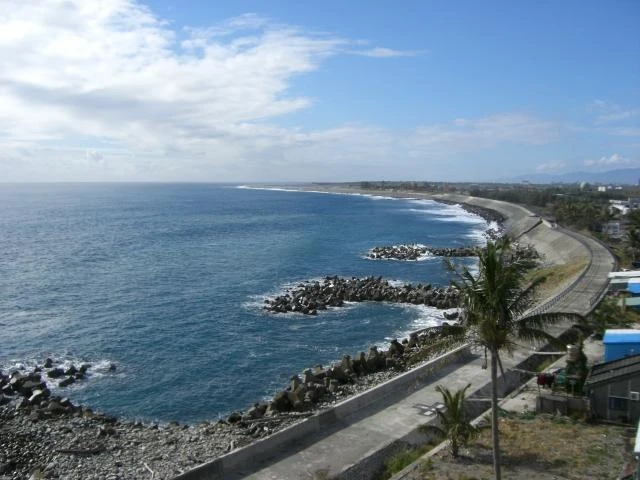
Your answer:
(46, 368), (65, 379)
(271, 390), (291, 412)
(59, 376), (75, 388)
(227, 411), (242, 423)
(28, 388), (49, 405)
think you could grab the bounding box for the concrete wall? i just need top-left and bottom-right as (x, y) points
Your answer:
(590, 378), (640, 424)
(536, 393), (589, 416)
(173, 345), (472, 480)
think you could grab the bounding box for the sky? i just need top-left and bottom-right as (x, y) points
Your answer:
(0, 0), (638, 183)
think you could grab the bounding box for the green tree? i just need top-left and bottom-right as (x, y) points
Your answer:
(582, 297), (632, 339)
(444, 238), (574, 480)
(421, 383), (480, 457)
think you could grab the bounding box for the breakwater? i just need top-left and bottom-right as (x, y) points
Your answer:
(367, 244), (480, 261)
(263, 276), (460, 314)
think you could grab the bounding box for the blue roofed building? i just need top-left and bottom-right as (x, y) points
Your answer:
(629, 282), (640, 297)
(604, 330), (640, 362)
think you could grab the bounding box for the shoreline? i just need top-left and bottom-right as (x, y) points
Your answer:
(0, 185), (542, 479)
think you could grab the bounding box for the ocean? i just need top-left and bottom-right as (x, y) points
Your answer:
(0, 183), (490, 423)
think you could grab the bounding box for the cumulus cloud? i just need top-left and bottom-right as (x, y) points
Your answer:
(584, 153), (631, 167)
(0, 0), (559, 182)
(536, 161), (566, 172)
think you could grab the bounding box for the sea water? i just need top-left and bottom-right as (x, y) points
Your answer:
(0, 183), (488, 423)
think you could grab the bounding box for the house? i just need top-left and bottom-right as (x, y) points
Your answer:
(585, 354), (640, 424)
(609, 278), (629, 293)
(617, 297), (640, 312)
(603, 221), (622, 238)
(604, 330), (640, 362)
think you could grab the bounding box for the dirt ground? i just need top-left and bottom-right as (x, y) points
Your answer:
(403, 412), (633, 480)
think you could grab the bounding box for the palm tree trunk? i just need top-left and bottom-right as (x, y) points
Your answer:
(491, 348), (502, 480)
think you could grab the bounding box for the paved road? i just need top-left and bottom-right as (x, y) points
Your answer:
(528, 226), (616, 316)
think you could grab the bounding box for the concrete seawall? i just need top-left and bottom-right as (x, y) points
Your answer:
(174, 345), (473, 480)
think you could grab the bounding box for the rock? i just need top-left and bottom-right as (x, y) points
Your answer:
(43, 358), (53, 368)
(47, 400), (66, 414)
(227, 412), (242, 423)
(46, 368), (65, 379)
(389, 339), (404, 356)
(58, 376), (75, 388)
(0, 460), (17, 475)
(286, 391), (303, 410)
(28, 389), (49, 405)
(19, 380), (45, 397)
(271, 391), (290, 412)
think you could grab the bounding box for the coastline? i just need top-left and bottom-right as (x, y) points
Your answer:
(0, 185), (566, 480)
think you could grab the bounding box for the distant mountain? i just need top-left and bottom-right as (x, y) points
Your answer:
(504, 167), (640, 185)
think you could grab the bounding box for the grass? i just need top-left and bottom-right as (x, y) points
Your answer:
(525, 258), (589, 304)
(404, 412), (631, 480)
(375, 444), (434, 480)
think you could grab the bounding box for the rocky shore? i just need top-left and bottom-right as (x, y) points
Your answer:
(263, 275), (460, 315)
(0, 326), (458, 480)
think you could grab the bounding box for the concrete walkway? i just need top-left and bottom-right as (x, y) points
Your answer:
(238, 346), (535, 480)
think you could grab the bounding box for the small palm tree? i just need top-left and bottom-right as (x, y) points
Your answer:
(421, 383), (480, 457)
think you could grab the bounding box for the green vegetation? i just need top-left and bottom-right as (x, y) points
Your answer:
(421, 384), (481, 457)
(415, 412), (629, 480)
(582, 297), (634, 339)
(374, 444), (433, 480)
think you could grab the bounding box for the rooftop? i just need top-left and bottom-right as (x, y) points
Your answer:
(603, 329), (640, 343)
(585, 354), (640, 388)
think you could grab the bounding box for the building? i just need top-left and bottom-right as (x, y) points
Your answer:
(604, 330), (640, 362)
(618, 298), (640, 312)
(585, 354), (640, 424)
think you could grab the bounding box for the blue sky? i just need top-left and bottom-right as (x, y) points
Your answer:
(0, 0), (638, 182)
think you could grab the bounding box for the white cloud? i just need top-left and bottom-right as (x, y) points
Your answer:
(357, 47), (418, 58)
(589, 99), (640, 125)
(584, 153), (631, 167)
(0, 1), (560, 182)
(536, 161), (566, 172)
(408, 113), (557, 156)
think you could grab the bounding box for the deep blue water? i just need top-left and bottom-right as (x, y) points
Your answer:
(0, 184), (488, 423)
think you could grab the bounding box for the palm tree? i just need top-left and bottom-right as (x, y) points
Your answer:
(445, 237), (573, 480)
(421, 383), (480, 457)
